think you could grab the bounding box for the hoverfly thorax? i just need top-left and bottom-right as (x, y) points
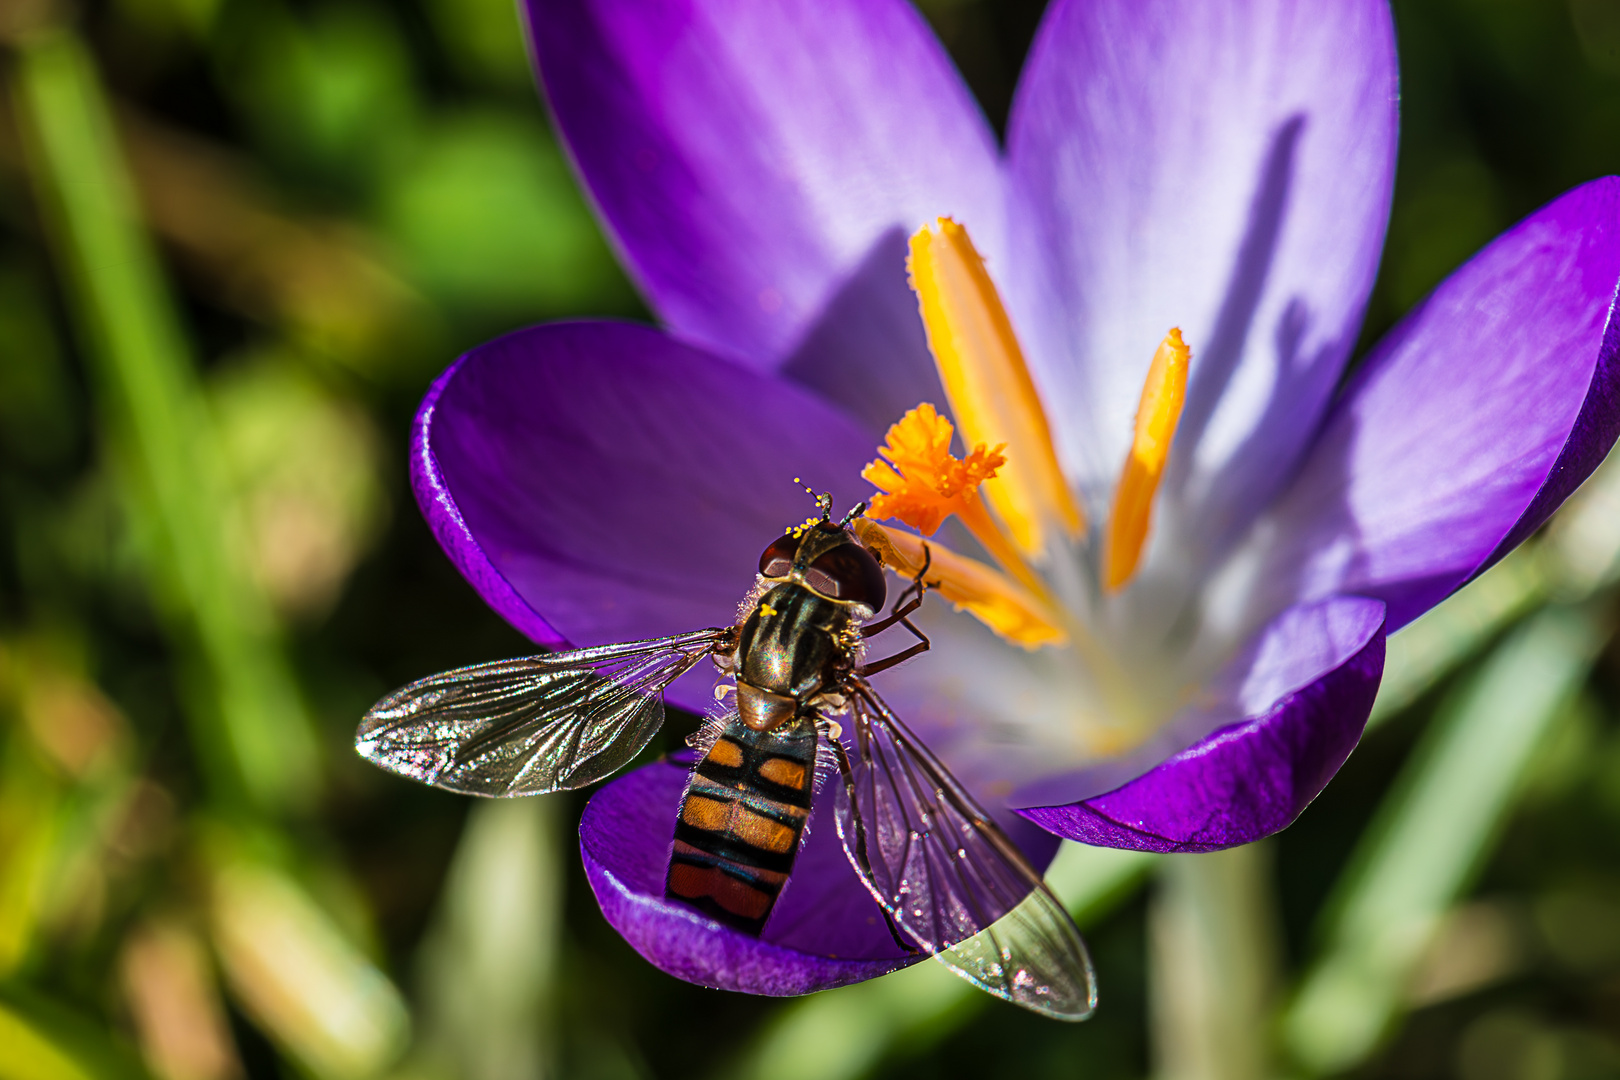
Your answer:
(735, 522), (886, 734)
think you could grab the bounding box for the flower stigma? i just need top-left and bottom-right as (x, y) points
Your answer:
(864, 404), (1047, 603)
(863, 403), (1003, 535)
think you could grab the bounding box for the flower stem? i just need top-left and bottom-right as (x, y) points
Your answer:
(1151, 844), (1280, 1080)
(419, 796), (561, 1080)
(1282, 606), (1605, 1075)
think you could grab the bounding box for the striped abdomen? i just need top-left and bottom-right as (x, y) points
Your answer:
(665, 716), (818, 934)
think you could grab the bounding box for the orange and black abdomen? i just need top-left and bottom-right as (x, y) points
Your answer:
(665, 716), (818, 934)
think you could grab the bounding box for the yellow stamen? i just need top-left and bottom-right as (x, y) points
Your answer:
(851, 519), (1067, 649)
(908, 218), (1083, 559)
(862, 404), (1046, 600)
(1103, 329), (1191, 593)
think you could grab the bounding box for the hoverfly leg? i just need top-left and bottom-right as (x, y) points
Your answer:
(901, 542), (935, 607)
(861, 543), (935, 639)
(826, 731), (923, 957)
(881, 896), (924, 956)
(859, 544), (933, 675)
(856, 620), (930, 677)
(860, 593), (923, 638)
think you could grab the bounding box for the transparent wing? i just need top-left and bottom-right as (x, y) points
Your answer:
(832, 680), (1097, 1021)
(355, 628), (731, 796)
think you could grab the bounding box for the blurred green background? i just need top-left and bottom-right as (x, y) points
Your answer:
(3, 1), (1620, 1078)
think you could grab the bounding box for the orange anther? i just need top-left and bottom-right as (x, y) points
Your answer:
(908, 219), (1083, 557)
(1103, 329), (1191, 592)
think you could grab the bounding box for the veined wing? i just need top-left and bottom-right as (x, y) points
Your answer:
(356, 628), (731, 796)
(832, 680), (1097, 1021)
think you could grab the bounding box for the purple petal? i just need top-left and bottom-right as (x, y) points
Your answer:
(582, 751), (1063, 996)
(1006, 0), (1397, 553)
(1251, 177), (1620, 632)
(1015, 596), (1386, 853)
(415, 321), (879, 711)
(525, 0), (1002, 432)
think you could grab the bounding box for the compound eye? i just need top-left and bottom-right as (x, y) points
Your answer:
(804, 545), (887, 610)
(758, 534), (801, 578)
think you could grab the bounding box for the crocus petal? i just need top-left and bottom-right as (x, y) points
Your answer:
(415, 321), (878, 711)
(582, 750), (1064, 996)
(1249, 177), (1620, 632)
(1015, 596), (1386, 853)
(1006, 0), (1397, 553)
(525, 0), (1002, 432)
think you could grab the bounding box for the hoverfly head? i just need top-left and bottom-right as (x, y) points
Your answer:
(771, 481), (885, 611)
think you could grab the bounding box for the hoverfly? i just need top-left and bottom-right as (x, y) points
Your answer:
(355, 495), (1096, 1020)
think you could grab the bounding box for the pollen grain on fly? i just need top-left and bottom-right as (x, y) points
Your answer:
(1103, 328), (1191, 593)
(784, 478), (830, 539)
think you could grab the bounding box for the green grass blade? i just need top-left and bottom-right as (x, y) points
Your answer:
(1282, 607), (1606, 1075)
(11, 28), (317, 812)
(0, 995), (147, 1080)
(0, 1007), (98, 1080)
(1367, 548), (1544, 729)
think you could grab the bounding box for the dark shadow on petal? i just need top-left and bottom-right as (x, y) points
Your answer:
(1243, 180), (1620, 633)
(1149, 304), (1366, 667)
(1142, 115), (1370, 658)
(1200, 299), (1358, 546)
(780, 227), (945, 438)
(1175, 114), (1306, 463)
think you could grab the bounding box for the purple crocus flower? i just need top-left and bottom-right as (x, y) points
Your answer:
(415, 0), (1620, 997)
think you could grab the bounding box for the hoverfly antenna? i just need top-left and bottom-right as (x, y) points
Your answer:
(837, 500), (868, 527)
(792, 477), (835, 522)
